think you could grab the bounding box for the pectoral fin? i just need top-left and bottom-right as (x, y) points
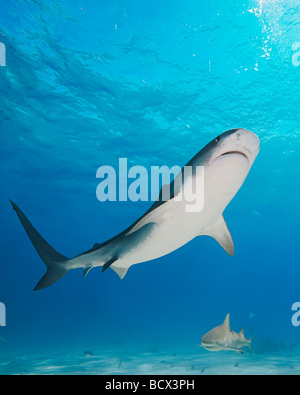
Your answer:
(205, 216), (234, 257)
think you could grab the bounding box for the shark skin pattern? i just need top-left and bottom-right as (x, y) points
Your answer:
(10, 128), (260, 291)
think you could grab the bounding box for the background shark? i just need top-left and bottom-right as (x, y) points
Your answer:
(201, 314), (252, 354)
(11, 128), (260, 290)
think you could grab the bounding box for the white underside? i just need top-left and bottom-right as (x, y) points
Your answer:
(71, 152), (251, 277)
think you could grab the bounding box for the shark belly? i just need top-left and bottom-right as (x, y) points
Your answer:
(118, 152), (250, 267)
(76, 152), (250, 271)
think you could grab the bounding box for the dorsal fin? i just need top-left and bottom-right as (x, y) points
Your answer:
(239, 328), (245, 337)
(205, 216), (234, 257)
(223, 314), (231, 330)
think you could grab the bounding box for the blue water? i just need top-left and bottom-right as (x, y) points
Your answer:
(1, 0), (300, 375)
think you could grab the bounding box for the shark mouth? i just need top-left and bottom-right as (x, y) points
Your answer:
(201, 342), (219, 349)
(217, 150), (249, 161)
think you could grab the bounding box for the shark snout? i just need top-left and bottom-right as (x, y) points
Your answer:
(235, 129), (260, 163)
(216, 129), (260, 166)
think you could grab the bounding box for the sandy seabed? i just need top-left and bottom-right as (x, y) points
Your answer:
(0, 348), (299, 375)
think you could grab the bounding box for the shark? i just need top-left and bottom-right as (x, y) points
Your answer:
(10, 128), (260, 291)
(200, 314), (252, 354)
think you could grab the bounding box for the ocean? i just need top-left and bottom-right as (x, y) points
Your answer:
(0, 0), (300, 375)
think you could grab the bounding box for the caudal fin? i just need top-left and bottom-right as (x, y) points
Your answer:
(10, 201), (70, 291)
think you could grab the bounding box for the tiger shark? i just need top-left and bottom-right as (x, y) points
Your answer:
(200, 314), (252, 354)
(10, 128), (260, 291)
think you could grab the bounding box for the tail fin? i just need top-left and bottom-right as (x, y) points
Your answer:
(10, 201), (70, 291)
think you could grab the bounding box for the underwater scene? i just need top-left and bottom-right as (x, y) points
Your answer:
(1, 0), (300, 376)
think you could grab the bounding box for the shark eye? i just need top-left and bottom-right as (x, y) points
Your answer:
(215, 136), (221, 143)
